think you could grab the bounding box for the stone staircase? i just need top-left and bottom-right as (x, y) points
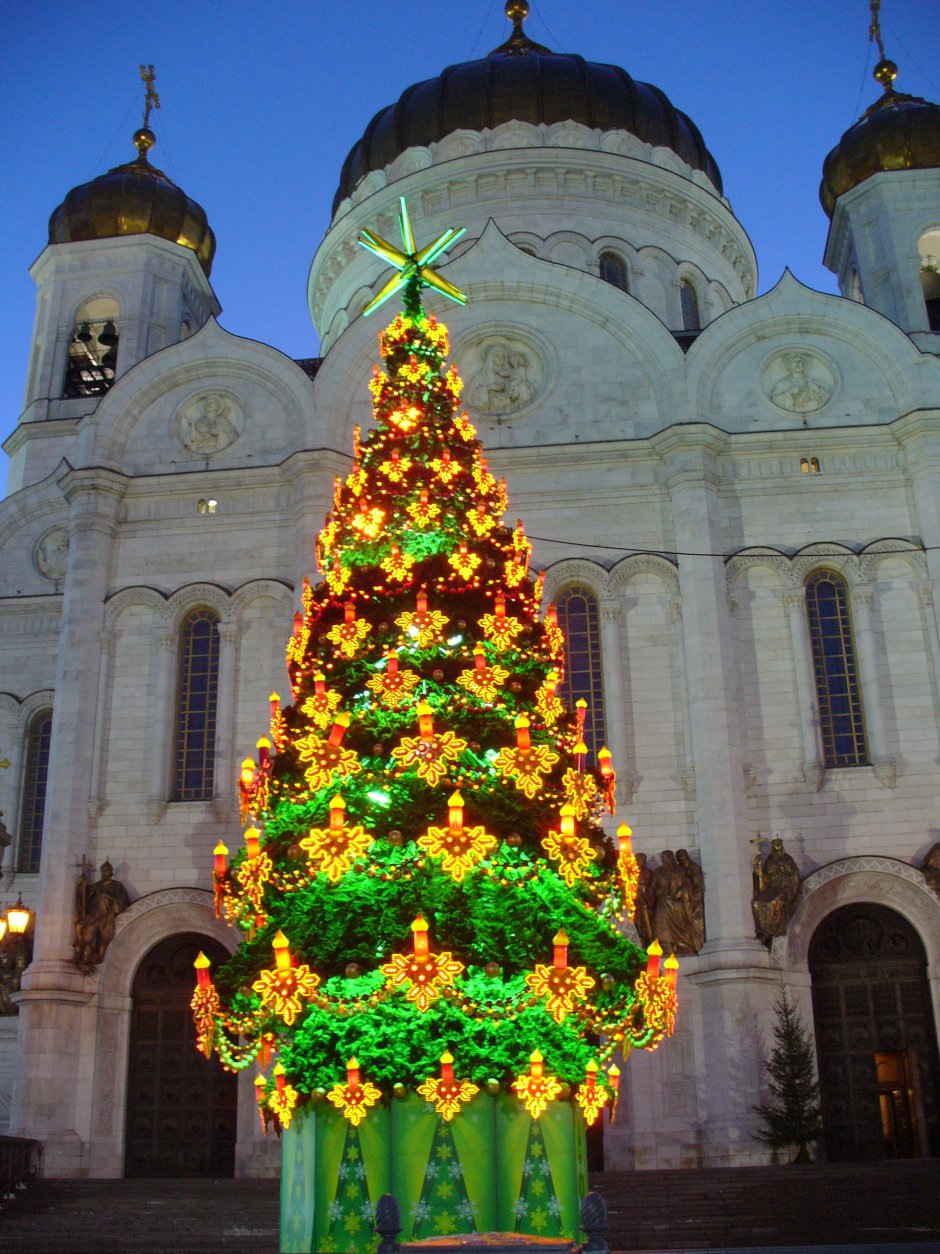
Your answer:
(593, 1160), (940, 1249)
(0, 1161), (936, 1251)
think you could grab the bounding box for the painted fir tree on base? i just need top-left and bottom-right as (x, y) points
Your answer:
(755, 988), (823, 1164)
(192, 199), (680, 1250)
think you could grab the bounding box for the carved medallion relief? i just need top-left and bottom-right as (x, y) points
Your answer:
(460, 331), (548, 419)
(762, 349), (835, 417)
(33, 526), (70, 581)
(176, 391), (244, 456)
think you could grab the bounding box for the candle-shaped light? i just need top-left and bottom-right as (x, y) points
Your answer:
(292, 610), (303, 638)
(575, 699), (587, 733)
(553, 927), (569, 971)
(386, 652), (400, 678)
(328, 712), (350, 747)
(574, 739), (588, 773)
(274, 1062), (287, 1093)
(448, 791), (464, 836)
(473, 644), (487, 672)
(617, 822), (633, 855)
(559, 804), (576, 840)
(412, 915), (430, 960)
(254, 1073), (266, 1101)
(440, 1050), (455, 1084)
(194, 951), (212, 989)
(417, 701), (434, 739)
(213, 841), (229, 877)
(584, 1059), (598, 1091)
(416, 588), (428, 616)
(598, 747), (613, 783)
(240, 758), (255, 788)
(515, 713), (531, 751)
(608, 1064), (620, 1094)
(256, 736), (271, 767)
(545, 603), (557, 628)
(329, 795), (345, 832)
(269, 691), (280, 716)
(664, 952), (679, 991)
(544, 669), (558, 697)
(646, 939), (663, 979)
(346, 1057), (361, 1089)
(245, 826), (261, 860)
(344, 601), (356, 624)
(529, 1050), (544, 1080)
(313, 669), (327, 695)
(495, 593), (506, 618)
(272, 929), (292, 972)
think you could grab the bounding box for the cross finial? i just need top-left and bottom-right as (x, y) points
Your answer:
(868, 1), (885, 60)
(140, 63), (160, 129)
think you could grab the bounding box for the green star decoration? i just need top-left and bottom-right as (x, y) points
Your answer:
(358, 197), (467, 317)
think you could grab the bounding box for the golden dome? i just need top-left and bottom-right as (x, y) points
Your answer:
(48, 128), (216, 274)
(334, 2), (721, 213)
(820, 62), (940, 217)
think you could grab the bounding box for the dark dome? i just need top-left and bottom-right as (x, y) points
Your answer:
(49, 129), (216, 275)
(820, 61), (940, 217)
(333, 8), (722, 214)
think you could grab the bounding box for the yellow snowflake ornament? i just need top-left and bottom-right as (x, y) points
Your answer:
(417, 1052), (480, 1122)
(574, 1061), (609, 1127)
(327, 1059), (383, 1127)
(418, 792), (497, 881)
(513, 1051), (562, 1119)
(524, 929), (596, 1024)
(300, 795), (373, 882)
(541, 806), (596, 887)
(252, 930), (321, 1025)
(392, 703), (467, 787)
(494, 715), (560, 799)
(380, 915), (465, 1011)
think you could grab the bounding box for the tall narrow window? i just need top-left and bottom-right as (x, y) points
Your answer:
(917, 229), (940, 332)
(556, 585), (607, 761)
(599, 251), (629, 292)
(680, 279), (700, 331)
(173, 609), (221, 801)
(18, 709), (53, 873)
(64, 298), (119, 398)
(805, 570), (868, 768)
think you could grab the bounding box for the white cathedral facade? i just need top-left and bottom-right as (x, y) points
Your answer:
(1, 6), (939, 1178)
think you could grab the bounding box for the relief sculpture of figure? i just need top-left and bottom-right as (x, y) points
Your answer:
(633, 851), (654, 947)
(921, 842), (940, 895)
(769, 352), (831, 415)
(651, 849), (703, 955)
(676, 848), (706, 953)
(74, 860), (131, 973)
(751, 836), (800, 943)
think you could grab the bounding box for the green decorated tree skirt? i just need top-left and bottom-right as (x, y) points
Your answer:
(280, 1094), (587, 1254)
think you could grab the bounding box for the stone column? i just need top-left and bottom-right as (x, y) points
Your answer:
(283, 450), (346, 603)
(87, 630), (116, 820)
(12, 466), (126, 1173)
(917, 583), (940, 718)
(212, 622), (240, 819)
(146, 630), (176, 822)
(599, 599), (629, 790)
(850, 582), (895, 787)
(783, 587), (825, 790)
(652, 428), (772, 1166)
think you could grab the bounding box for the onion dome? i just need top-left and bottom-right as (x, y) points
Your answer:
(48, 127), (216, 274)
(820, 59), (940, 217)
(334, 0), (722, 213)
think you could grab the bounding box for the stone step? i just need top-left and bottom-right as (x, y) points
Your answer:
(0, 1161), (937, 1251)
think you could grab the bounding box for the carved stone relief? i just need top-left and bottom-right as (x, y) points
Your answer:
(176, 391), (244, 456)
(762, 349), (835, 416)
(33, 526), (70, 581)
(460, 331), (547, 419)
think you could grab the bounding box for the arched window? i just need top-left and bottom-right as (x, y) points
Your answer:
(64, 297), (119, 398)
(599, 251), (629, 292)
(172, 609), (221, 801)
(18, 709), (53, 873)
(804, 570), (868, 768)
(680, 279), (700, 331)
(555, 585), (608, 761)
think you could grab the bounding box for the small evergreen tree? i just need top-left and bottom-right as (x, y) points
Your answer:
(754, 987), (823, 1163)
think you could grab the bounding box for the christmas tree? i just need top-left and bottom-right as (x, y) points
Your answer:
(193, 200), (678, 1249)
(754, 988), (823, 1164)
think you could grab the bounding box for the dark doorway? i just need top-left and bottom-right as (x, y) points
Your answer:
(809, 902), (940, 1161)
(124, 932), (237, 1177)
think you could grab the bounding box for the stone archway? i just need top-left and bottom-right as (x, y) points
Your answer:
(809, 902), (940, 1161)
(124, 931), (237, 1177)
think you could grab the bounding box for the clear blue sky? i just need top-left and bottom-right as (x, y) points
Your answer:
(2, 0), (938, 459)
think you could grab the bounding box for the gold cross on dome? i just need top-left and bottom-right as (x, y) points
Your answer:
(140, 64), (160, 129)
(358, 197), (467, 317)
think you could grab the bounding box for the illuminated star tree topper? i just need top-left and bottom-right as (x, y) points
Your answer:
(358, 196), (467, 317)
